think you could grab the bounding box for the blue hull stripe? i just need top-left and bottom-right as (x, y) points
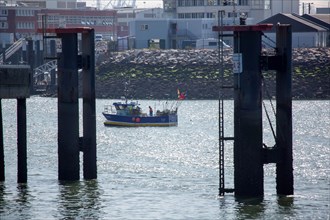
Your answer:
(104, 121), (177, 127)
(103, 113), (178, 127)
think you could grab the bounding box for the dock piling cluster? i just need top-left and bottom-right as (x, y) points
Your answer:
(213, 24), (293, 197)
(0, 27), (97, 183)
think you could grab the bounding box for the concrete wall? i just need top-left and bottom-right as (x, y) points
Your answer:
(130, 20), (171, 49)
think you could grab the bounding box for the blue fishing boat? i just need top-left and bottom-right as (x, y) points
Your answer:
(102, 83), (186, 127)
(102, 99), (180, 127)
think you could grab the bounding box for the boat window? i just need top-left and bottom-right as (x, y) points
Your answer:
(114, 105), (125, 110)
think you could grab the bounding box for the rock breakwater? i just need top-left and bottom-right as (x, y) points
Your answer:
(96, 48), (329, 100)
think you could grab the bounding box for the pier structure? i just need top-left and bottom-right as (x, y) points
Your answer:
(1, 37), (57, 94)
(1, 27), (97, 183)
(213, 23), (293, 197)
(40, 27), (97, 181)
(0, 65), (31, 183)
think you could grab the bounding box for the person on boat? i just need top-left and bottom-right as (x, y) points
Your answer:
(149, 106), (153, 116)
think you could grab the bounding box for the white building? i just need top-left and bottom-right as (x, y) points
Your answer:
(127, 1), (328, 48)
(155, 0), (300, 46)
(163, 0), (299, 24)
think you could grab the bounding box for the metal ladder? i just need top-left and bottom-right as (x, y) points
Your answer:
(219, 94), (225, 196)
(218, 10), (234, 196)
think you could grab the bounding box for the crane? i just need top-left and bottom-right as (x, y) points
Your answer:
(101, 0), (137, 9)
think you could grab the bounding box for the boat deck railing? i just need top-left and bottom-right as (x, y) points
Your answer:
(155, 109), (177, 116)
(103, 105), (116, 114)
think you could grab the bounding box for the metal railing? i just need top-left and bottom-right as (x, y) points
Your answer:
(0, 38), (25, 65)
(34, 59), (57, 78)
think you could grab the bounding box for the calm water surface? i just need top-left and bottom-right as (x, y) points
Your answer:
(0, 97), (329, 219)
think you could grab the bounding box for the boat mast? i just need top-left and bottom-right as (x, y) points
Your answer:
(124, 81), (129, 104)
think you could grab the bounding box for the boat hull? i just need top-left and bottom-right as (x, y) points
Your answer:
(103, 113), (178, 127)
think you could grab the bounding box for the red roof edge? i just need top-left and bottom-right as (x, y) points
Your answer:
(36, 27), (94, 34)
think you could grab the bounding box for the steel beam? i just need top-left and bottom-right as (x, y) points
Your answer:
(275, 24), (294, 195)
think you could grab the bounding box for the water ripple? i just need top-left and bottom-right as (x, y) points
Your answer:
(0, 98), (329, 219)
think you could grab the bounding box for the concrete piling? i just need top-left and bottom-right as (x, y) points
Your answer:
(233, 30), (264, 197)
(82, 30), (97, 180)
(0, 65), (31, 183)
(212, 24), (293, 197)
(27, 40), (34, 69)
(275, 25), (294, 195)
(35, 40), (42, 67)
(1, 27), (96, 183)
(57, 33), (80, 181)
(0, 99), (4, 181)
(17, 98), (27, 183)
(40, 27), (97, 181)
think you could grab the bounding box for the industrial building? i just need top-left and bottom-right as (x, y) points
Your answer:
(0, 0), (329, 48)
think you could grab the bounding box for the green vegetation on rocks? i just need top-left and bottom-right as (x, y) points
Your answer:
(96, 48), (329, 100)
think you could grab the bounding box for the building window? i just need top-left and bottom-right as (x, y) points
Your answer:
(207, 0), (216, 6)
(16, 9), (34, 16)
(164, 0), (176, 11)
(191, 12), (204, 18)
(238, 0), (249, 6)
(0, 21), (8, 29)
(144, 13), (155, 18)
(198, 0), (204, 5)
(251, 0), (263, 9)
(1, 10), (8, 15)
(206, 12), (215, 18)
(140, 24), (148, 30)
(185, 13), (192, 18)
(196, 13), (203, 18)
(264, 0), (271, 9)
(224, 0), (238, 6)
(17, 22), (35, 29)
(178, 0), (184, 6)
(178, 13), (185, 18)
(128, 13), (134, 18)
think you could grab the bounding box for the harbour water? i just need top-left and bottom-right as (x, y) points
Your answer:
(0, 97), (329, 219)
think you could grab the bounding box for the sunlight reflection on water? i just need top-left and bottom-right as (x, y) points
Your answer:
(0, 98), (329, 219)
